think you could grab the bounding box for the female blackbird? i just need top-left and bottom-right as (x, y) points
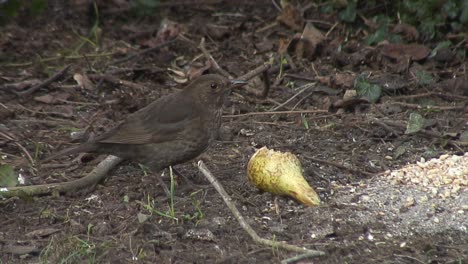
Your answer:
(45, 74), (246, 172)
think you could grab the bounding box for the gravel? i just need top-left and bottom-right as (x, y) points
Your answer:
(332, 153), (467, 236)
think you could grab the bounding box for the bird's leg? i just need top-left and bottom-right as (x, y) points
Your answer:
(156, 171), (171, 197)
(172, 167), (211, 189)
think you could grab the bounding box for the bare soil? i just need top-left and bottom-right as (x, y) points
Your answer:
(1, 1), (467, 263)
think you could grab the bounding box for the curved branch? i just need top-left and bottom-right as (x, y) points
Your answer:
(0, 156), (122, 198)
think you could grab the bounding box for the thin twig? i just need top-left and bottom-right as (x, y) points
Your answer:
(281, 251), (325, 264)
(389, 101), (465, 111)
(199, 37), (232, 78)
(0, 155), (123, 198)
(15, 64), (71, 96)
(0, 79), (42, 92)
(372, 119), (401, 136)
(14, 142), (35, 166)
(1, 53), (115, 68)
(87, 74), (147, 90)
(223, 109), (329, 118)
(110, 38), (176, 65)
(300, 153), (375, 177)
(325, 21), (339, 38)
(393, 254), (425, 264)
(238, 63), (272, 81)
(197, 161), (325, 256)
(271, 83), (316, 111)
(388, 92), (468, 101)
(261, 70), (271, 99)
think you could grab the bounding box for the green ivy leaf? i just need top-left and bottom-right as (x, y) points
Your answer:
(405, 112), (425, 134)
(366, 27), (388, 45)
(460, 131), (468, 142)
(339, 1), (357, 22)
(393, 145), (407, 160)
(429, 41), (452, 58)
(415, 71), (434, 86)
(0, 164), (18, 187)
(354, 75), (382, 103)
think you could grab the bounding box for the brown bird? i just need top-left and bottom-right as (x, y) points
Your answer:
(45, 74), (246, 173)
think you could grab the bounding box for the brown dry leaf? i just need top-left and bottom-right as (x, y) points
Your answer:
(332, 72), (355, 88)
(254, 38), (274, 54)
(295, 22), (325, 59)
(73, 73), (94, 90)
(370, 73), (407, 92)
(342, 89), (357, 100)
(34, 92), (71, 104)
(315, 75), (331, 86)
(440, 78), (468, 96)
(187, 60), (212, 80)
(381, 43), (430, 62)
(392, 23), (419, 41)
(141, 18), (182, 48)
(276, 4), (304, 31)
(277, 38), (292, 55)
(206, 24), (230, 39)
(25, 228), (60, 238)
(333, 97), (369, 109)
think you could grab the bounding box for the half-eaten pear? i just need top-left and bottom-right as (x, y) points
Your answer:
(247, 147), (320, 207)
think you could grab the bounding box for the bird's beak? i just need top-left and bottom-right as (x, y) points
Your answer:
(229, 79), (247, 88)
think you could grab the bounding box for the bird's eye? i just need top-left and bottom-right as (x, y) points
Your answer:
(210, 82), (218, 89)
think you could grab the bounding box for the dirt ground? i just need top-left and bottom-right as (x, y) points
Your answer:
(1, 1), (467, 263)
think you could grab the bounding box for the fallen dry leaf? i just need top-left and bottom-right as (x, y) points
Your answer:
(276, 4), (304, 31)
(277, 38), (292, 55)
(254, 38), (274, 54)
(141, 18), (182, 48)
(392, 23), (419, 41)
(187, 60), (212, 80)
(34, 92), (71, 104)
(381, 43), (430, 62)
(295, 22), (325, 59)
(73, 73), (94, 90)
(332, 72), (355, 88)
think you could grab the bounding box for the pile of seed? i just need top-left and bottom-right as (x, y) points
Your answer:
(384, 153), (468, 198)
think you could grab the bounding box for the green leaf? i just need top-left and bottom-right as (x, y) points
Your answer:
(460, 131), (468, 142)
(301, 114), (309, 129)
(339, 1), (357, 22)
(2, 0), (21, 16)
(0, 164), (18, 187)
(443, 0), (459, 19)
(354, 75), (382, 103)
(429, 41), (452, 58)
(393, 145), (406, 160)
(405, 112), (425, 134)
(415, 71), (434, 86)
(366, 27), (387, 45)
(460, 1), (468, 24)
(30, 0), (47, 15)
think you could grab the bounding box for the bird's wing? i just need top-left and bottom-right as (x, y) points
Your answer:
(97, 93), (199, 145)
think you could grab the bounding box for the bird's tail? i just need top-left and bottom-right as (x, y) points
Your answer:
(42, 143), (97, 163)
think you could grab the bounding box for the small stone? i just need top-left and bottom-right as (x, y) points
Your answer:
(439, 154), (449, 160)
(405, 196), (415, 207)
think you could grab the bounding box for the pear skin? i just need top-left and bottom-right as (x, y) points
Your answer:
(247, 147), (320, 207)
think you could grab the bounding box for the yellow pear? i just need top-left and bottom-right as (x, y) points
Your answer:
(247, 147), (320, 207)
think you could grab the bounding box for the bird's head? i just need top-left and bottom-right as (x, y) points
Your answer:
(185, 74), (246, 109)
